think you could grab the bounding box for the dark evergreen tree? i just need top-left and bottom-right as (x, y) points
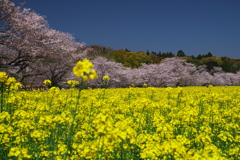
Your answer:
(157, 51), (162, 57)
(197, 54), (203, 60)
(205, 60), (219, 72)
(207, 52), (213, 57)
(151, 51), (157, 54)
(168, 52), (174, 57)
(146, 50), (150, 55)
(221, 57), (237, 73)
(177, 50), (185, 57)
(125, 48), (130, 52)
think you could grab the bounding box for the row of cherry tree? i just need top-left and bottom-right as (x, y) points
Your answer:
(1, 0), (240, 88)
(87, 57), (240, 88)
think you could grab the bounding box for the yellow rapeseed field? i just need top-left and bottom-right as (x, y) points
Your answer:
(0, 85), (239, 159)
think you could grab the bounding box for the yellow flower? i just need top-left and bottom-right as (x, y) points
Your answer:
(0, 74), (21, 90)
(89, 70), (98, 79)
(8, 147), (32, 159)
(67, 80), (79, 87)
(21, 148), (32, 159)
(0, 71), (8, 82)
(82, 75), (89, 82)
(208, 84), (213, 88)
(82, 76), (89, 82)
(73, 59), (93, 77)
(10, 82), (22, 90)
(102, 75), (110, 81)
(49, 86), (60, 93)
(43, 79), (52, 86)
(8, 147), (21, 157)
(5, 77), (17, 86)
(73, 59), (98, 81)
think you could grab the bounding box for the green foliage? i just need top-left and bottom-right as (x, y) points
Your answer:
(177, 50), (185, 57)
(125, 48), (131, 52)
(196, 52), (213, 60)
(110, 50), (151, 68)
(89, 45), (240, 73)
(220, 57), (239, 73)
(158, 52), (175, 58)
(201, 57), (222, 71)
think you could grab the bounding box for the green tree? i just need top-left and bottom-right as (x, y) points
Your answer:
(125, 48), (130, 52)
(177, 50), (185, 57)
(200, 57), (223, 72)
(207, 52), (213, 57)
(196, 54), (203, 60)
(110, 50), (151, 68)
(146, 50), (150, 55)
(221, 57), (237, 73)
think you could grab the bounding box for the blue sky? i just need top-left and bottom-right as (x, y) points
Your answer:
(13, 0), (240, 59)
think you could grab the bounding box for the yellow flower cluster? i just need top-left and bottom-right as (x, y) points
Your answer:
(43, 79), (52, 86)
(67, 80), (80, 87)
(73, 59), (98, 81)
(8, 147), (31, 159)
(0, 86), (239, 159)
(142, 83), (148, 88)
(0, 71), (8, 82)
(102, 75), (110, 81)
(0, 72), (22, 90)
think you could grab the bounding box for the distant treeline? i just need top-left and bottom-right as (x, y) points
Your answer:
(88, 46), (240, 73)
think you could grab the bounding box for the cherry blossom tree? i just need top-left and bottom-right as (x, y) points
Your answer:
(206, 66), (240, 86)
(195, 65), (213, 86)
(85, 57), (130, 88)
(0, 0), (87, 86)
(85, 57), (240, 88)
(139, 58), (199, 87)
